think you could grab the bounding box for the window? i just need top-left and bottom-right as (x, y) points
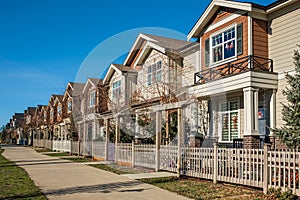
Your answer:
(50, 109), (53, 120)
(147, 61), (162, 86)
(218, 100), (239, 142)
(67, 101), (72, 113)
(44, 112), (47, 121)
(90, 91), (96, 107)
(212, 26), (236, 63)
(57, 105), (62, 116)
(81, 99), (85, 114)
(112, 80), (121, 98)
(208, 24), (243, 66)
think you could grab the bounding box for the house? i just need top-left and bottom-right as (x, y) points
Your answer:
(23, 107), (37, 145)
(11, 113), (25, 144)
(102, 63), (138, 143)
(76, 78), (107, 155)
(47, 94), (64, 140)
(30, 105), (46, 145)
(187, 0), (300, 148)
(122, 33), (201, 145)
(62, 81), (85, 141)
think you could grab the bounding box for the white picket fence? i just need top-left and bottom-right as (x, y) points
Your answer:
(32, 139), (300, 195)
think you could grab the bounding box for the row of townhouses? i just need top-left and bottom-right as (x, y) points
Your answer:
(4, 0), (300, 151)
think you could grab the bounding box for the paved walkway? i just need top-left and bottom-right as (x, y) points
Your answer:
(2, 146), (190, 200)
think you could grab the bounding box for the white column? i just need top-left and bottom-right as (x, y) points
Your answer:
(177, 107), (183, 177)
(270, 89), (277, 136)
(155, 111), (162, 172)
(115, 117), (120, 162)
(243, 87), (259, 135)
(254, 89), (259, 131)
(211, 100), (218, 139)
(105, 119), (110, 161)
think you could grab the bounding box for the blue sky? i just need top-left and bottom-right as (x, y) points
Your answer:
(0, 0), (275, 127)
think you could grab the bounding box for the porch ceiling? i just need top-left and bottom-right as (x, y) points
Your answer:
(189, 71), (278, 98)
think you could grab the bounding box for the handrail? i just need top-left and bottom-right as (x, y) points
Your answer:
(194, 55), (273, 85)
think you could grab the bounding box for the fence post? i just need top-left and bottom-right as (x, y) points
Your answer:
(115, 117), (120, 163)
(177, 108), (183, 177)
(105, 119), (110, 161)
(213, 143), (218, 184)
(263, 144), (270, 194)
(156, 111), (162, 172)
(132, 141), (135, 168)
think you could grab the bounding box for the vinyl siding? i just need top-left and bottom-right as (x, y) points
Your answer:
(269, 4), (300, 128)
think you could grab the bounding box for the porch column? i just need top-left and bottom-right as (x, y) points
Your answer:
(269, 89), (277, 150)
(177, 107), (184, 176)
(105, 119), (110, 161)
(115, 117), (120, 162)
(155, 111), (162, 172)
(270, 89), (277, 135)
(243, 87), (260, 148)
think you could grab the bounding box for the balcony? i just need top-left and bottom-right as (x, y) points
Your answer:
(194, 55), (273, 85)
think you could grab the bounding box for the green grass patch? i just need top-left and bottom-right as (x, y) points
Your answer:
(89, 164), (130, 175)
(0, 148), (47, 200)
(34, 148), (52, 153)
(45, 152), (70, 157)
(62, 157), (92, 162)
(141, 177), (265, 200)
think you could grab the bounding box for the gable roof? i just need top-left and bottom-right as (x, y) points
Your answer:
(63, 82), (85, 101)
(82, 78), (103, 93)
(187, 0), (299, 40)
(124, 33), (198, 66)
(103, 64), (137, 84)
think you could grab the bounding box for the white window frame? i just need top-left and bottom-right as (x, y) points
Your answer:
(218, 99), (240, 143)
(67, 100), (72, 113)
(50, 109), (54, 120)
(147, 61), (162, 86)
(112, 80), (121, 99)
(89, 91), (96, 107)
(210, 24), (237, 67)
(57, 104), (62, 116)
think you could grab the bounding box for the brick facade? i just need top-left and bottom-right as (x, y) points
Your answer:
(243, 135), (260, 149)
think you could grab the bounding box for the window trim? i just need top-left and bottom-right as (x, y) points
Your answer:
(89, 90), (96, 107)
(147, 61), (162, 86)
(210, 24), (237, 67)
(218, 99), (240, 143)
(112, 80), (121, 99)
(67, 100), (72, 113)
(50, 109), (54, 120)
(57, 104), (62, 116)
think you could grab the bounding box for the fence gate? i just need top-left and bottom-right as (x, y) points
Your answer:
(160, 145), (178, 172)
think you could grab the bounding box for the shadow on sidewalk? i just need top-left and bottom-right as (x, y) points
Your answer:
(44, 181), (152, 196)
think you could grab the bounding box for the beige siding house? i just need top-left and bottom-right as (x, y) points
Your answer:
(268, 1), (300, 128)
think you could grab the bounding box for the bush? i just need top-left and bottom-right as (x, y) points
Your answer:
(267, 187), (297, 200)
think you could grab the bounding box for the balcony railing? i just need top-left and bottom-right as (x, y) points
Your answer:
(194, 55), (273, 85)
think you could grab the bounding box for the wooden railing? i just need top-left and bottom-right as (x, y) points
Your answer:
(194, 55), (273, 84)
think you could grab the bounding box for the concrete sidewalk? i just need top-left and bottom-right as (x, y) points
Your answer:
(2, 146), (190, 200)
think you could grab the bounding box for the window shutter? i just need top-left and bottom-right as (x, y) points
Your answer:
(205, 39), (210, 67)
(237, 23), (243, 55)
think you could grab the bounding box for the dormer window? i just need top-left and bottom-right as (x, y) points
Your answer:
(67, 101), (72, 113)
(57, 105), (62, 116)
(112, 80), (121, 98)
(206, 24), (243, 66)
(90, 91), (96, 107)
(147, 61), (162, 86)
